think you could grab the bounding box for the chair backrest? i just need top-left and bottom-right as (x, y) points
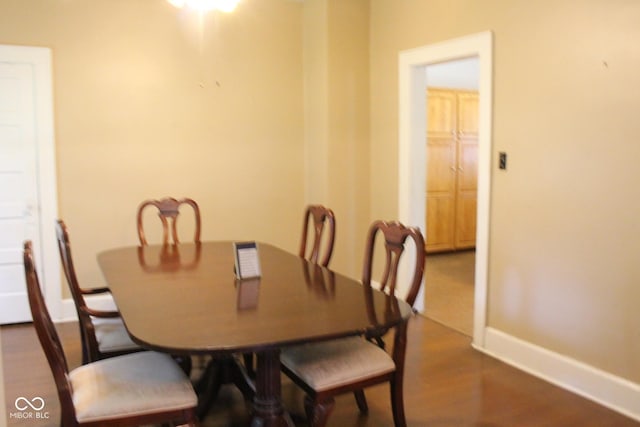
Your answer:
(55, 220), (96, 362)
(299, 205), (336, 267)
(136, 197), (201, 246)
(362, 220), (425, 307)
(23, 241), (77, 422)
(55, 220), (87, 314)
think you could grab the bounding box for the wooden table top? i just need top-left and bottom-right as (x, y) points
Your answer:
(97, 241), (414, 355)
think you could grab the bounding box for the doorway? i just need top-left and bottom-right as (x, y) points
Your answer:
(398, 32), (493, 348)
(423, 59), (479, 336)
(0, 45), (60, 324)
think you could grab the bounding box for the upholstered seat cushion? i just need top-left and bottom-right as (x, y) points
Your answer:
(280, 337), (395, 392)
(92, 317), (140, 353)
(70, 351), (197, 423)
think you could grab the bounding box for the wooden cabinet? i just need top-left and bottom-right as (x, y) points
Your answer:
(426, 88), (478, 252)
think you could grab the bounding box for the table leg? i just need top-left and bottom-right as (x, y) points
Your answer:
(251, 349), (294, 427)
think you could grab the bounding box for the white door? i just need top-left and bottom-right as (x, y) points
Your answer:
(0, 45), (59, 324)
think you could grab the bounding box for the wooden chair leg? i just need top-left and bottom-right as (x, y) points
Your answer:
(304, 396), (335, 427)
(195, 360), (223, 419)
(185, 410), (200, 427)
(243, 352), (255, 378)
(390, 378), (407, 427)
(353, 389), (368, 413)
(79, 329), (89, 364)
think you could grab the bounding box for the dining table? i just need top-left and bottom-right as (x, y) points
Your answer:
(97, 241), (415, 426)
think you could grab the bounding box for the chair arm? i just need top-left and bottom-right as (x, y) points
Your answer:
(80, 286), (111, 295)
(79, 306), (121, 318)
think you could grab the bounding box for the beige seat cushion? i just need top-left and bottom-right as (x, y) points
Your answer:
(70, 351), (197, 423)
(281, 337), (395, 392)
(92, 317), (140, 353)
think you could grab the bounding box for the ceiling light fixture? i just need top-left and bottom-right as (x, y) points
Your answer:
(167, 0), (240, 13)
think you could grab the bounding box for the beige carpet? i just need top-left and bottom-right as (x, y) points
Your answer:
(423, 250), (475, 336)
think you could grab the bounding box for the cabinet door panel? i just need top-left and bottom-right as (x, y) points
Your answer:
(455, 194), (477, 248)
(457, 92), (479, 136)
(458, 138), (478, 191)
(426, 195), (455, 252)
(427, 137), (456, 192)
(427, 90), (456, 136)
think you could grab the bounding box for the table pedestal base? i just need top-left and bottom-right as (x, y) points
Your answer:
(251, 349), (294, 427)
(195, 355), (255, 419)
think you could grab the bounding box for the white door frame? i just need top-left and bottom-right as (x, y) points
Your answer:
(0, 45), (60, 321)
(398, 31), (493, 348)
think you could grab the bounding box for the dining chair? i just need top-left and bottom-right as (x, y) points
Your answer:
(55, 219), (141, 365)
(23, 240), (199, 427)
(280, 220), (426, 427)
(136, 197), (201, 245)
(299, 204), (336, 267)
(244, 204), (336, 377)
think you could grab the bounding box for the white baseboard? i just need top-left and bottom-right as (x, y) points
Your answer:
(480, 327), (640, 422)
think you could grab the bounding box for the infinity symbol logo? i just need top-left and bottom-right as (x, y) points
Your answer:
(15, 396), (45, 411)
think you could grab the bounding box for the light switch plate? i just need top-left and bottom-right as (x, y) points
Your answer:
(499, 152), (507, 170)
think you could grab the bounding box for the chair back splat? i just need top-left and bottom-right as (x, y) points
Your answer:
(299, 204), (336, 267)
(363, 220), (426, 307)
(136, 197), (201, 246)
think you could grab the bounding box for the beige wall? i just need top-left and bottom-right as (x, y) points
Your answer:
(326, 0), (371, 277)
(370, 0), (640, 383)
(0, 0), (305, 294)
(303, 0), (329, 204)
(303, 0), (370, 277)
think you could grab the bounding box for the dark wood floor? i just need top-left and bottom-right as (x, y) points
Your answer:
(2, 316), (638, 426)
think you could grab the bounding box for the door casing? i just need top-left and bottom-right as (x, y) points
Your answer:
(398, 31), (493, 348)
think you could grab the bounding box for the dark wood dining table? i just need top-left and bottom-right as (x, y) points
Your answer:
(97, 241), (415, 426)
